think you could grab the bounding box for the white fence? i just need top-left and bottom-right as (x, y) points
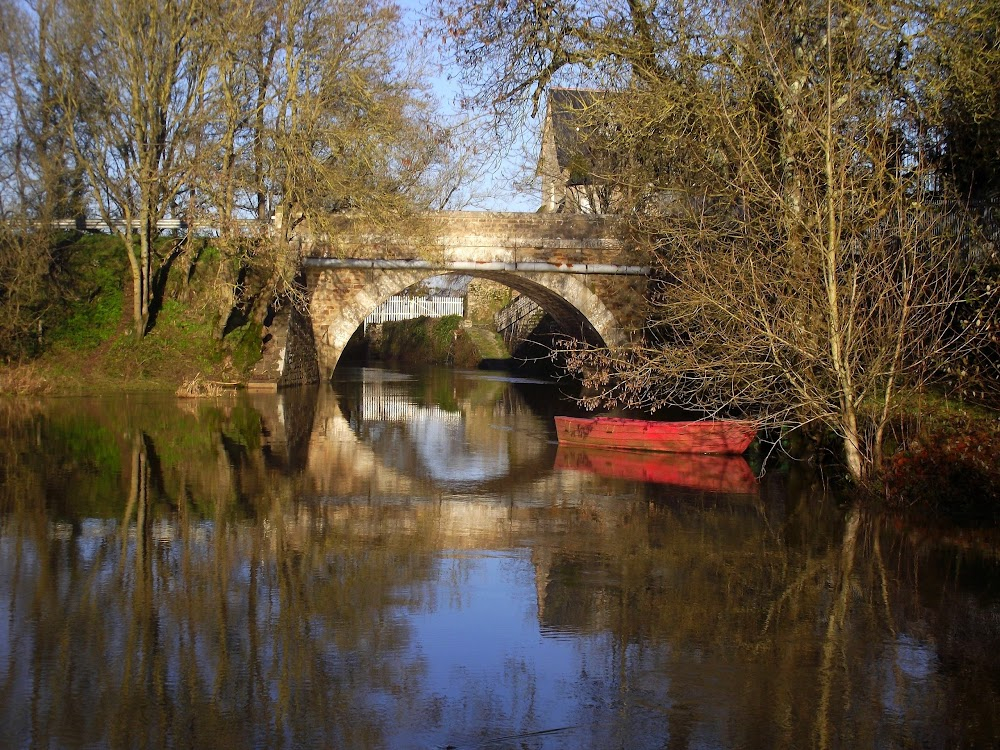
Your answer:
(364, 295), (465, 333)
(358, 381), (462, 424)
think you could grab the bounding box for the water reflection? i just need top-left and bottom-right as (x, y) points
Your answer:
(0, 368), (998, 749)
(334, 367), (555, 489)
(554, 445), (758, 494)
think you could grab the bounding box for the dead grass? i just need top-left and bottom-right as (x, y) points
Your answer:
(0, 363), (54, 396)
(175, 373), (239, 398)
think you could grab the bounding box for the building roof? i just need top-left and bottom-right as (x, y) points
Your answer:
(541, 88), (611, 186)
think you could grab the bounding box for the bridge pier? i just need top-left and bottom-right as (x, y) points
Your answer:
(248, 300), (321, 389)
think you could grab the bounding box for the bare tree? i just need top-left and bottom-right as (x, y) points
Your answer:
(261, 0), (442, 228)
(0, 1), (69, 358)
(3, 0), (459, 346)
(436, 0), (992, 482)
(0, 0), (85, 219)
(194, 0), (452, 329)
(53, 0), (217, 338)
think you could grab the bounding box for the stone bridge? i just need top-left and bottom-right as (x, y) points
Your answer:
(250, 211), (650, 387)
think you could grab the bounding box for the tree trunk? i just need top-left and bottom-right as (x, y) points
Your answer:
(841, 407), (864, 483)
(137, 219), (153, 338)
(816, 504), (860, 750)
(118, 222), (146, 340)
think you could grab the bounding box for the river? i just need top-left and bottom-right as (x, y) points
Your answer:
(0, 365), (997, 749)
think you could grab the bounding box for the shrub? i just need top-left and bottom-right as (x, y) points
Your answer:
(883, 415), (1000, 523)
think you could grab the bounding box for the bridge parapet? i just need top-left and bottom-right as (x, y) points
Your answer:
(303, 211), (644, 268)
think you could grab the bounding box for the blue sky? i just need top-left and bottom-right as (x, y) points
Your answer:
(398, 0), (542, 212)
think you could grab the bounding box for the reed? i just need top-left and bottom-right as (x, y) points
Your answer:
(0, 363), (53, 396)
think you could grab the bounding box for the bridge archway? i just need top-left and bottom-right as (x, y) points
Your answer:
(248, 211), (650, 388)
(308, 268), (628, 380)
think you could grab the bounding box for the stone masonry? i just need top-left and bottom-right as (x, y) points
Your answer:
(249, 211), (649, 387)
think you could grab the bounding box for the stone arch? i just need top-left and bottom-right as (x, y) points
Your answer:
(307, 267), (627, 380)
(473, 271), (627, 349)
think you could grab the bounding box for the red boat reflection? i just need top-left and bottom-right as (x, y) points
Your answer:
(555, 445), (759, 494)
(554, 416), (758, 454)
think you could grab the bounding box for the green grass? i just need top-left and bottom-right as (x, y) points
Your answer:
(46, 233), (127, 350)
(374, 315), (508, 367)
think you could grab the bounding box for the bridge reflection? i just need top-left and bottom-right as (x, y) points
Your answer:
(318, 369), (558, 494)
(245, 367), (764, 504)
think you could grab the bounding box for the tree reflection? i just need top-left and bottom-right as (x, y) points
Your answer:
(531, 481), (1000, 748)
(0, 391), (998, 748)
(0, 397), (442, 749)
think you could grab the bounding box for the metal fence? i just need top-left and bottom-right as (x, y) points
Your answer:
(364, 296), (465, 333)
(494, 295), (544, 350)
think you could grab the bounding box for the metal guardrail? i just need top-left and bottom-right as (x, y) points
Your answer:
(494, 295), (545, 350)
(46, 218), (257, 232)
(303, 258), (651, 275)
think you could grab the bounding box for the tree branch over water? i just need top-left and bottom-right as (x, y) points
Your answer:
(436, 0), (998, 482)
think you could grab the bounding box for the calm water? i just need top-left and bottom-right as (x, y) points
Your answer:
(1, 366), (998, 749)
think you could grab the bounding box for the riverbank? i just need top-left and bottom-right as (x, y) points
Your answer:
(363, 314), (509, 368)
(0, 303), (260, 396)
(0, 231), (265, 395)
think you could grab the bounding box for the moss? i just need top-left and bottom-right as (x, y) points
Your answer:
(465, 279), (515, 323)
(371, 315), (507, 367)
(430, 314), (463, 355)
(458, 326), (507, 364)
(45, 233), (127, 350)
(452, 331), (481, 367)
(230, 321), (265, 374)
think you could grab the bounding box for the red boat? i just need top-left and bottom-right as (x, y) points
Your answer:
(554, 416), (757, 455)
(555, 446), (759, 494)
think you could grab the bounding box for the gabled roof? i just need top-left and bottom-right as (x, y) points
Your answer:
(540, 88), (613, 186)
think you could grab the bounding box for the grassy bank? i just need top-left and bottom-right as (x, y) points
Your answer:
(0, 232), (261, 395)
(367, 315), (508, 367)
